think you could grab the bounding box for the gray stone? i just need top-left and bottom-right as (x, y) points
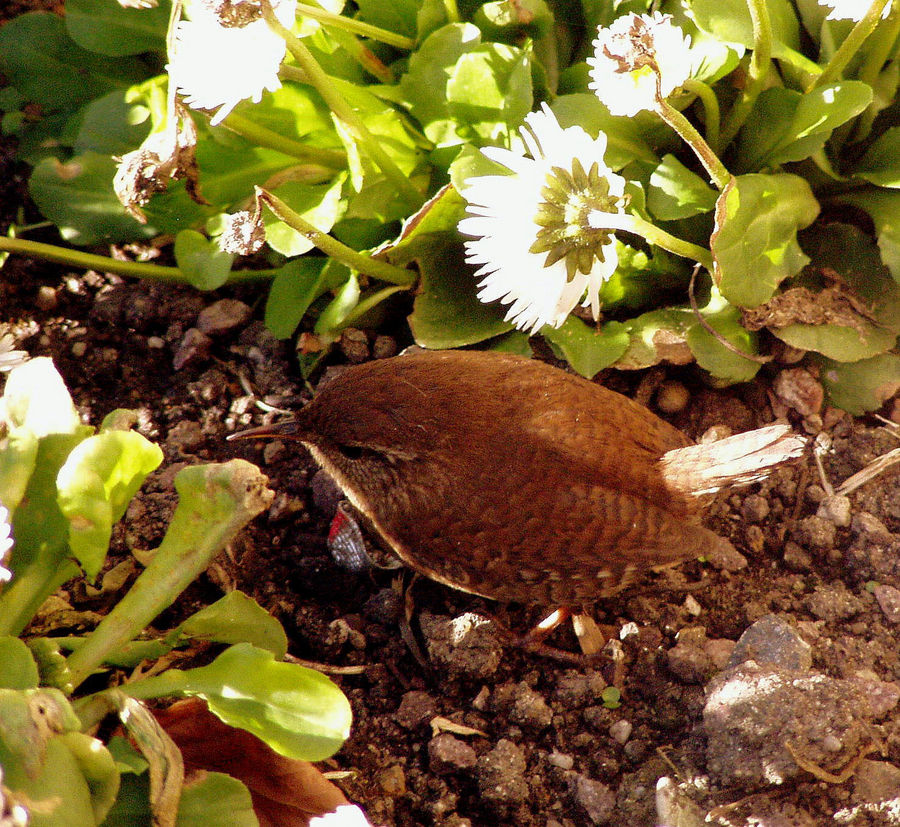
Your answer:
(727, 614), (812, 671)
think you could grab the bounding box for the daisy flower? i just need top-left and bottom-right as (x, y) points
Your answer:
(309, 804), (373, 826)
(588, 12), (692, 118)
(168, 0), (297, 125)
(0, 505), (14, 585)
(820, 0), (891, 20)
(459, 104), (627, 333)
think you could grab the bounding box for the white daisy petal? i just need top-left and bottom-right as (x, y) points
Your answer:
(459, 103), (627, 333)
(820, 0), (891, 20)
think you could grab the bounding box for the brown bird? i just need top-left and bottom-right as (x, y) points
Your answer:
(231, 350), (804, 606)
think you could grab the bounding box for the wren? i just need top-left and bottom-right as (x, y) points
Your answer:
(231, 350), (804, 606)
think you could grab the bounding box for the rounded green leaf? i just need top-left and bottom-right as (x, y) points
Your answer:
(0, 637), (39, 690)
(65, 0), (169, 56)
(712, 174), (819, 307)
(128, 644), (352, 762)
(56, 430), (163, 579)
(819, 353), (900, 415)
(178, 592), (289, 659)
(542, 318), (629, 379)
(174, 230), (234, 291)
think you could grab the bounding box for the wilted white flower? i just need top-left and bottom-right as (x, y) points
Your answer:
(0, 505), (14, 585)
(588, 12), (692, 117)
(820, 0), (891, 20)
(459, 104), (627, 332)
(168, 0), (296, 125)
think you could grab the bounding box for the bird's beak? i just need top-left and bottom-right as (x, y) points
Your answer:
(227, 419), (303, 441)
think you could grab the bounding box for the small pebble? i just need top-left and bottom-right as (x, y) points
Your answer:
(429, 734), (477, 774)
(608, 719), (632, 745)
(372, 334), (397, 360)
(656, 380), (689, 414)
(35, 285), (58, 310)
(339, 328), (370, 363)
(147, 336), (166, 349)
(741, 494), (770, 523)
(816, 494), (852, 527)
(375, 765), (406, 796)
(547, 750), (574, 770)
(773, 367), (824, 416)
(71, 341), (87, 357)
(196, 298), (252, 335)
(874, 584), (900, 624)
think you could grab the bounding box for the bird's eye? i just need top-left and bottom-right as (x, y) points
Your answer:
(337, 444), (366, 460)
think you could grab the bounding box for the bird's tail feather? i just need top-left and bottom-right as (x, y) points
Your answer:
(659, 423), (805, 497)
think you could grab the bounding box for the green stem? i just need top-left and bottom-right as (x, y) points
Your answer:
(258, 189), (416, 286)
(296, 2), (414, 49)
(0, 237), (276, 284)
(262, 0), (424, 209)
(808, 0), (892, 91)
(857, 2), (900, 88)
(720, 0), (772, 147)
(683, 79), (721, 154)
(322, 24), (395, 83)
(656, 100), (731, 190)
(589, 210), (714, 271)
(441, 0), (460, 23)
(343, 283), (409, 326)
(221, 112), (347, 167)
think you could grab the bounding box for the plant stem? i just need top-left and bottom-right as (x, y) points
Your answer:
(258, 188), (416, 286)
(65, 461), (271, 690)
(221, 112), (347, 167)
(343, 283), (409, 326)
(656, 100), (731, 190)
(720, 0), (772, 147)
(262, 0), (424, 209)
(588, 210), (714, 271)
(296, 2), (415, 49)
(857, 2), (900, 88)
(683, 79), (721, 154)
(809, 0), (892, 91)
(0, 237), (276, 284)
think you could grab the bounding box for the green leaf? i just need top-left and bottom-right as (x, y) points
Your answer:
(551, 93), (658, 167)
(690, 0), (801, 62)
(177, 772), (258, 827)
(775, 323), (896, 362)
(60, 731), (121, 824)
(262, 175), (347, 257)
(355, 0), (418, 37)
(818, 353), (900, 414)
(402, 23), (482, 145)
(126, 643), (352, 762)
(314, 272), (360, 340)
(178, 592), (288, 659)
(0, 12), (149, 111)
(541, 318), (629, 378)
(613, 308), (695, 370)
(836, 190), (900, 283)
(27, 638), (73, 694)
(1, 733), (97, 827)
(107, 735), (150, 776)
(446, 42), (533, 143)
(56, 430), (163, 579)
(736, 83), (872, 171)
(264, 259), (328, 339)
(855, 125), (900, 188)
(686, 305), (761, 383)
(711, 173), (819, 307)
(474, 0), (554, 40)
(66, 0), (169, 56)
(0, 427), (38, 515)
(0, 637), (39, 689)
(406, 233), (512, 347)
(62, 461), (273, 690)
(648, 154), (717, 220)
(74, 91), (152, 157)
(29, 152), (155, 245)
(174, 230), (235, 291)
